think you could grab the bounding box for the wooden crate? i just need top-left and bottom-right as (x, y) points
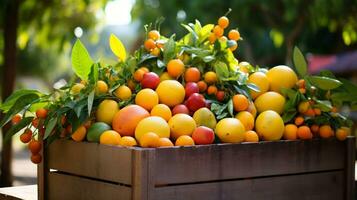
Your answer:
(38, 137), (355, 200)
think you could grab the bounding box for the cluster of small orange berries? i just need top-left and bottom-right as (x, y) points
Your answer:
(144, 30), (163, 57)
(209, 16), (241, 51)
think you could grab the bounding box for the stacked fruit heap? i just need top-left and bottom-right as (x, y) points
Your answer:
(1, 13), (356, 164)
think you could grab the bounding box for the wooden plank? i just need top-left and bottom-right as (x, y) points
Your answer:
(47, 172), (131, 200)
(0, 185), (37, 200)
(153, 139), (346, 185)
(47, 139), (132, 184)
(345, 136), (355, 200)
(152, 171), (344, 200)
(37, 133), (47, 200)
(132, 149), (155, 200)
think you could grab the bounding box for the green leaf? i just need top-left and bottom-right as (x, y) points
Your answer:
(203, 55), (215, 63)
(308, 76), (342, 90)
(4, 117), (34, 143)
(157, 59), (165, 68)
(0, 89), (42, 112)
(0, 94), (39, 127)
(44, 117), (57, 139)
(163, 35), (176, 64)
(314, 100), (332, 112)
(71, 39), (93, 80)
(198, 24), (214, 43)
(247, 83), (260, 92)
(109, 33), (127, 62)
(181, 24), (198, 41)
(214, 61), (229, 79)
(88, 63), (99, 84)
(282, 110), (297, 123)
(87, 90), (95, 116)
(293, 46), (307, 77)
(227, 99), (234, 117)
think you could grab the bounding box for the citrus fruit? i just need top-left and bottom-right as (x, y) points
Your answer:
(168, 114), (197, 139)
(175, 135), (195, 146)
(167, 59), (185, 78)
(140, 132), (160, 148)
(255, 110), (284, 141)
(31, 154), (42, 164)
(294, 116), (304, 126)
(298, 101), (310, 114)
(266, 65), (298, 93)
(135, 88), (159, 111)
(71, 125), (87, 142)
(319, 125), (334, 138)
(247, 72), (269, 99)
(283, 124), (298, 140)
(158, 138), (174, 147)
(192, 107), (217, 129)
(215, 118), (245, 143)
(228, 29), (240, 41)
(204, 71), (217, 84)
(150, 104), (172, 122)
(207, 85), (218, 95)
(100, 130), (121, 145)
(192, 126), (215, 145)
(156, 80), (185, 107)
(148, 30), (160, 40)
(254, 91), (286, 114)
(232, 94), (249, 112)
(218, 16), (229, 29)
(119, 136), (137, 147)
(208, 33), (216, 43)
(96, 100), (119, 125)
(11, 114), (22, 125)
(87, 122), (111, 142)
(114, 85), (132, 100)
(96, 80), (109, 95)
(112, 105), (150, 136)
(28, 139), (41, 154)
(246, 101), (257, 118)
(235, 111), (254, 131)
(184, 67), (201, 82)
(20, 128), (32, 144)
(197, 81), (207, 92)
(213, 25), (224, 37)
(244, 130), (259, 142)
(70, 83), (85, 95)
(311, 125), (320, 135)
(336, 128), (348, 141)
(216, 91), (225, 101)
(135, 116), (170, 143)
(160, 72), (173, 82)
(144, 39), (156, 51)
(36, 108), (48, 119)
(134, 69), (146, 82)
(297, 126), (313, 140)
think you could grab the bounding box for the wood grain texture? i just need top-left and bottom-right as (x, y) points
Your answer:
(345, 136), (355, 200)
(47, 172), (131, 200)
(153, 139), (345, 185)
(153, 171), (344, 200)
(47, 139), (133, 184)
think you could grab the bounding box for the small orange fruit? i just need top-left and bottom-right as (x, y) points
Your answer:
(20, 129), (32, 144)
(140, 132), (160, 148)
(244, 130), (259, 142)
(11, 114), (22, 125)
(36, 108), (48, 119)
(144, 39), (156, 51)
(331, 106), (338, 113)
(216, 91), (225, 101)
(228, 29), (240, 41)
(304, 108), (315, 117)
(31, 154), (42, 164)
(319, 125), (334, 138)
(229, 43), (238, 51)
(175, 135), (195, 146)
(32, 118), (39, 128)
(197, 81), (207, 92)
(207, 85), (218, 95)
(139, 67), (150, 73)
(134, 69), (146, 82)
(298, 88), (306, 94)
(28, 139), (42, 154)
(294, 116), (304, 126)
(232, 94), (249, 112)
(71, 125), (87, 142)
(297, 126), (313, 140)
(208, 33), (216, 44)
(151, 104), (172, 122)
(336, 128), (348, 141)
(213, 25), (224, 37)
(311, 125), (320, 135)
(167, 59), (185, 78)
(204, 71), (217, 84)
(283, 124), (298, 140)
(218, 16), (229, 29)
(158, 138), (174, 147)
(150, 47), (161, 56)
(298, 101), (310, 114)
(297, 79), (305, 88)
(235, 111), (255, 131)
(135, 89), (159, 111)
(313, 108), (321, 115)
(148, 30), (160, 40)
(114, 85), (132, 100)
(100, 130), (121, 145)
(184, 67), (201, 82)
(96, 80), (108, 95)
(127, 79), (136, 91)
(119, 136), (137, 147)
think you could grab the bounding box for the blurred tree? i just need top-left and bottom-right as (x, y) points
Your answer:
(0, 0), (108, 186)
(132, 0), (357, 66)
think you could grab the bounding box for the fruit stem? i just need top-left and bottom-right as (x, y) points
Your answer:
(224, 8), (232, 17)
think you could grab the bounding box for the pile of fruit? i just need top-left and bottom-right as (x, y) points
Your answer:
(1, 13), (356, 164)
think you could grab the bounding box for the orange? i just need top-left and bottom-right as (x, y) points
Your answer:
(139, 67), (150, 73)
(319, 125), (334, 138)
(96, 80), (108, 95)
(31, 154), (42, 164)
(219, 36), (228, 43)
(299, 88), (306, 94)
(215, 118), (245, 143)
(218, 16), (229, 29)
(229, 43), (238, 51)
(158, 138), (174, 147)
(228, 30), (240, 41)
(32, 118), (39, 128)
(313, 108), (321, 115)
(160, 72), (173, 82)
(28, 139), (42, 154)
(235, 111), (254, 131)
(167, 59), (185, 78)
(216, 91), (225, 101)
(156, 80), (185, 107)
(148, 30), (160, 40)
(304, 108), (315, 117)
(336, 128), (348, 141)
(134, 69), (146, 82)
(204, 71), (217, 84)
(144, 39), (156, 51)
(135, 89), (159, 111)
(213, 25), (224, 37)
(246, 101), (257, 118)
(297, 126), (312, 140)
(112, 105), (150, 136)
(71, 125), (87, 142)
(114, 85), (132, 100)
(100, 130), (121, 145)
(184, 67), (201, 82)
(150, 47), (161, 56)
(311, 125), (319, 135)
(255, 110), (284, 141)
(207, 85), (217, 95)
(244, 130), (259, 142)
(135, 116), (170, 142)
(298, 101), (310, 114)
(175, 135), (195, 146)
(297, 79), (305, 88)
(266, 65), (298, 93)
(11, 114), (22, 125)
(294, 116), (304, 126)
(197, 81), (207, 92)
(36, 108), (48, 119)
(283, 124), (298, 140)
(119, 136), (137, 147)
(151, 104), (172, 122)
(208, 33), (216, 44)
(232, 94), (249, 112)
(140, 132), (160, 148)
(20, 129), (32, 144)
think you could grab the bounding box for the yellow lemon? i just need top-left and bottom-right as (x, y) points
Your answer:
(235, 111), (255, 131)
(255, 110), (284, 141)
(96, 100), (119, 125)
(168, 114), (196, 139)
(114, 85), (132, 100)
(215, 118), (245, 143)
(151, 104), (172, 121)
(135, 116), (170, 143)
(266, 65), (298, 93)
(247, 72), (269, 99)
(254, 91), (286, 114)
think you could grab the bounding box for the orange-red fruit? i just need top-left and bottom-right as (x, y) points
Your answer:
(294, 116), (304, 126)
(11, 114), (22, 125)
(218, 16), (229, 29)
(167, 59), (185, 78)
(144, 39), (156, 51)
(197, 81), (207, 92)
(228, 30), (240, 41)
(184, 67), (201, 82)
(207, 85), (217, 95)
(28, 139), (42, 154)
(216, 91), (225, 102)
(172, 104), (190, 115)
(36, 108), (48, 119)
(313, 108), (321, 115)
(213, 25), (224, 37)
(192, 126), (215, 145)
(297, 126), (313, 140)
(20, 129), (32, 144)
(319, 125), (334, 138)
(148, 30), (160, 41)
(232, 94), (249, 112)
(32, 118), (39, 128)
(31, 154), (42, 164)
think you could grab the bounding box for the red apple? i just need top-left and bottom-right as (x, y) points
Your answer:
(141, 72), (160, 89)
(185, 82), (199, 98)
(172, 104), (190, 115)
(192, 126), (215, 145)
(186, 93), (206, 112)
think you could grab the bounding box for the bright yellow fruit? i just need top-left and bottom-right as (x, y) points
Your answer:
(235, 111), (254, 131)
(247, 72), (269, 99)
(159, 72), (173, 82)
(96, 100), (119, 125)
(135, 88), (159, 111)
(254, 91), (286, 114)
(70, 83), (85, 95)
(255, 110), (284, 141)
(135, 116), (170, 143)
(96, 80), (109, 95)
(151, 104), (172, 122)
(119, 136), (137, 147)
(156, 80), (185, 107)
(114, 85), (132, 100)
(168, 114), (196, 139)
(215, 118), (245, 143)
(100, 130), (121, 145)
(266, 65), (298, 93)
(192, 107), (217, 129)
